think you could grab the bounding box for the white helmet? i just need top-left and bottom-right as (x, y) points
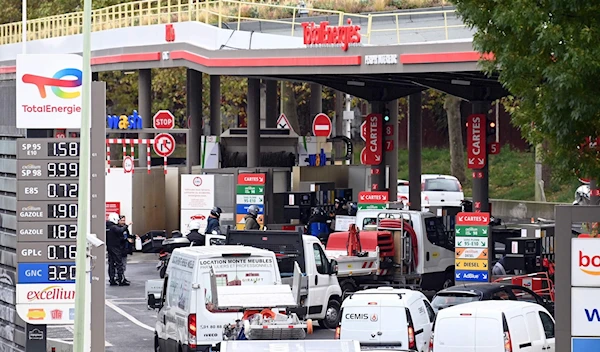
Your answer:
(108, 213), (120, 225)
(188, 220), (202, 231)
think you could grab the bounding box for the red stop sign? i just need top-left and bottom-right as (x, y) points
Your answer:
(153, 110), (175, 129)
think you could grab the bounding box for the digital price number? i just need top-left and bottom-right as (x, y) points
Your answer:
(48, 162), (79, 178)
(47, 244), (77, 260)
(47, 183), (78, 198)
(47, 224), (78, 239)
(48, 141), (80, 157)
(47, 203), (78, 219)
(48, 264), (76, 281)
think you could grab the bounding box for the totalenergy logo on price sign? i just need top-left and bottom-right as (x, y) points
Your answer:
(454, 212), (490, 283)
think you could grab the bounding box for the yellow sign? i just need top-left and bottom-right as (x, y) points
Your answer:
(455, 259), (488, 270)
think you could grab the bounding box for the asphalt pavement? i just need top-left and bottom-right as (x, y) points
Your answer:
(46, 252), (334, 352)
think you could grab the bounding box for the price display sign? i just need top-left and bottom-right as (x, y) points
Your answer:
(16, 138), (80, 325)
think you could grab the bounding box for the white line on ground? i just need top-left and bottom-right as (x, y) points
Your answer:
(108, 297), (146, 302)
(47, 338), (113, 347)
(105, 299), (154, 332)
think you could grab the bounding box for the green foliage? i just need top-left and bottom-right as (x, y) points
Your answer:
(453, 0), (600, 181)
(395, 147), (577, 202)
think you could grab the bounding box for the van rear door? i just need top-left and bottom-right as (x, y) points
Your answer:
(474, 316), (505, 352)
(378, 303), (409, 347)
(433, 315), (476, 352)
(340, 305), (381, 344)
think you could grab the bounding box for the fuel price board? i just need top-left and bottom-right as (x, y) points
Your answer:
(16, 138), (80, 325)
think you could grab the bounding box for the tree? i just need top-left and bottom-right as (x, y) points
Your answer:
(444, 95), (466, 183)
(452, 0), (600, 182)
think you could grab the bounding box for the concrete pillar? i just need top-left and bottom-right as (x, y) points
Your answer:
(309, 83), (322, 118)
(187, 69), (202, 167)
(265, 80), (278, 128)
(408, 92), (422, 211)
(209, 75), (221, 136)
(386, 99), (399, 202)
(472, 101), (490, 213)
(334, 91), (344, 159)
(138, 69), (152, 167)
(247, 78), (261, 167)
(369, 101), (386, 191)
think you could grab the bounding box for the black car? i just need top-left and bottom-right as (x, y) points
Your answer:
(431, 283), (554, 316)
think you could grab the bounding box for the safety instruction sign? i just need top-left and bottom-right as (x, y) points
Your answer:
(455, 212), (490, 283)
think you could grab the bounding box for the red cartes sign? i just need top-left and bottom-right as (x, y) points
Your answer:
(362, 113), (382, 165)
(467, 114), (486, 169)
(302, 19), (361, 51)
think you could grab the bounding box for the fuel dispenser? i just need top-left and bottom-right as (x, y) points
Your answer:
(503, 237), (543, 274)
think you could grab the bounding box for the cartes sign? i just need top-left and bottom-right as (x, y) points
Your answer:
(467, 114), (486, 169)
(358, 191), (388, 204)
(362, 113), (382, 165)
(302, 19), (361, 51)
(456, 212), (490, 226)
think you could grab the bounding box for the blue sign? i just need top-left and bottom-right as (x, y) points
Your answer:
(236, 204), (264, 215)
(18, 262), (75, 283)
(455, 270), (488, 282)
(106, 110), (143, 130)
(573, 338), (600, 351)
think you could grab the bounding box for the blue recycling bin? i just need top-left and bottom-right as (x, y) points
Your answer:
(309, 222), (329, 237)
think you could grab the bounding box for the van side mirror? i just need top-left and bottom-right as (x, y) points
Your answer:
(147, 294), (162, 310)
(329, 259), (338, 275)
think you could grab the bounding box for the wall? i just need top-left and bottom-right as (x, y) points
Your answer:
(164, 167), (182, 234)
(105, 168), (133, 229)
(131, 167), (167, 235)
(0, 80), (26, 352)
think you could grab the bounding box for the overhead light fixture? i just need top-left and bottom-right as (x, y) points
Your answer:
(123, 70), (136, 75)
(347, 80), (365, 87)
(451, 79), (471, 86)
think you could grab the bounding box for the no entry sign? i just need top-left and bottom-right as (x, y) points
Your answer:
(153, 110), (175, 129)
(467, 114), (486, 169)
(312, 113), (332, 137)
(362, 113), (382, 165)
(153, 133), (176, 157)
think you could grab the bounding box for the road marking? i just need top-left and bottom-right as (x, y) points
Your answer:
(108, 298), (146, 302)
(105, 299), (154, 332)
(47, 338), (113, 347)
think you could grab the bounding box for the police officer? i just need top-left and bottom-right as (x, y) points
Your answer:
(106, 213), (129, 286)
(244, 205), (261, 230)
(187, 220), (205, 246)
(205, 207), (222, 235)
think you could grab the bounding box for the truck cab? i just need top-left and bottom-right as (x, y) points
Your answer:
(225, 229), (343, 329)
(348, 209), (456, 291)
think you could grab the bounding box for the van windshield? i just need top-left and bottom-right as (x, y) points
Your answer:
(431, 292), (481, 311)
(200, 256), (277, 313)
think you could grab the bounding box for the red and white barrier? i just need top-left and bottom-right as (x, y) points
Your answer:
(105, 138), (156, 174)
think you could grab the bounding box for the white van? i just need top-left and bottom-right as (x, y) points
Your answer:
(337, 287), (435, 352)
(151, 245), (306, 352)
(429, 301), (556, 352)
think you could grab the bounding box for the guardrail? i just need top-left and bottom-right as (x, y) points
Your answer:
(0, 0), (467, 46)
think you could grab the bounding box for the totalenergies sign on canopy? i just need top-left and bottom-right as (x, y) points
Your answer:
(302, 19), (361, 51)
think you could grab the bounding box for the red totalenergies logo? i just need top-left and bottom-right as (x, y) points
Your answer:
(302, 19), (361, 51)
(22, 68), (82, 99)
(579, 251), (600, 275)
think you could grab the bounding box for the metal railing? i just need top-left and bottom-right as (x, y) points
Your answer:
(0, 0), (468, 46)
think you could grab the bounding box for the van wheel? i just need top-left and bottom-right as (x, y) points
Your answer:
(319, 300), (341, 330)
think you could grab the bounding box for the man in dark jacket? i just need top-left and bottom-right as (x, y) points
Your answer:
(118, 215), (135, 282)
(106, 213), (130, 286)
(187, 220), (205, 246)
(244, 205), (260, 230)
(205, 207), (222, 235)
